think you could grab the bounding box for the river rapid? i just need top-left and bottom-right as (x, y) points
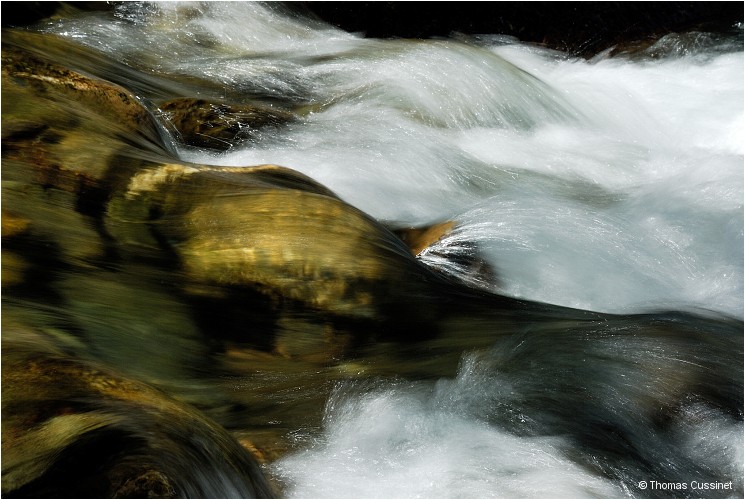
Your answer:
(48, 1), (744, 317)
(4, 2), (744, 498)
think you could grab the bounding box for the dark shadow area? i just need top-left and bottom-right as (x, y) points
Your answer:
(5, 1), (741, 56)
(292, 1), (744, 54)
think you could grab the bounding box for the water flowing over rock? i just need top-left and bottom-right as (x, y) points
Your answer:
(2, 3), (743, 499)
(157, 97), (294, 151)
(2, 325), (277, 498)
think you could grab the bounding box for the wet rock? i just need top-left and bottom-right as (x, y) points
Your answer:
(392, 220), (500, 291)
(158, 97), (295, 151)
(392, 220), (455, 256)
(2, 33), (442, 331)
(2, 33), (162, 147)
(1, 211), (31, 238)
(1, 30), (459, 380)
(1, 326), (276, 498)
(2, 23), (743, 498)
(108, 162), (442, 325)
(1, 33), (165, 212)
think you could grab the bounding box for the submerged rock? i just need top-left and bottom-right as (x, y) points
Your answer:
(2, 32), (162, 147)
(1, 325), (276, 498)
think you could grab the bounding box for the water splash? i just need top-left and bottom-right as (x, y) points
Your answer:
(272, 370), (625, 499)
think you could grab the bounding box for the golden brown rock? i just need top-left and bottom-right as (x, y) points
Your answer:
(393, 220), (456, 256)
(108, 161), (441, 322)
(2, 31), (443, 328)
(2, 31), (162, 147)
(158, 97), (294, 150)
(1, 325), (276, 498)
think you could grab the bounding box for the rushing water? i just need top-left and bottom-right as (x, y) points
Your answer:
(10, 2), (744, 498)
(48, 2), (743, 317)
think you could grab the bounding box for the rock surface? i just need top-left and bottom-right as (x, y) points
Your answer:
(158, 98), (294, 151)
(2, 325), (276, 498)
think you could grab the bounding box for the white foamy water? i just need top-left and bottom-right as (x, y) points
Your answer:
(272, 355), (627, 499)
(45, 3), (744, 316)
(272, 354), (742, 499)
(43, 3), (744, 498)
(208, 43), (743, 316)
(92, 2), (740, 318)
